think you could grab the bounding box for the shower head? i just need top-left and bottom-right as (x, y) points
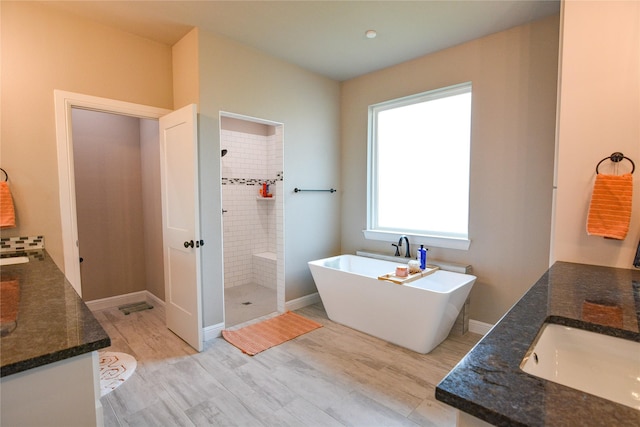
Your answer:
(221, 149), (228, 157)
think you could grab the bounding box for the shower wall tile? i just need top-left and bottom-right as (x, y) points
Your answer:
(221, 128), (282, 289)
(252, 252), (277, 290)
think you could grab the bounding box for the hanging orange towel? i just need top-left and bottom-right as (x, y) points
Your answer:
(0, 182), (16, 228)
(586, 173), (633, 240)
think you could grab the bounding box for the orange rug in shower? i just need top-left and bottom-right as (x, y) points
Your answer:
(222, 311), (322, 356)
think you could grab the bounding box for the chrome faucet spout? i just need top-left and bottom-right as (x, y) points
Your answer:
(398, 235), (411, 258)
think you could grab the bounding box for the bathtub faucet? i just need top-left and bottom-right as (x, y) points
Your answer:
(397, 235), (411, 258)
(392, 243), (401, 257)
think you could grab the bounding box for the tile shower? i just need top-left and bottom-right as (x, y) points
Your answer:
(221, 117), (284, 325)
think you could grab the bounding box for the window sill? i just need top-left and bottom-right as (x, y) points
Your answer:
(362, 230), (471, 251)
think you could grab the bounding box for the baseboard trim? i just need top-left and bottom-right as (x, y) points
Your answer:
(469, 319), (493, 336)
(85, 290), (164, 312)
(285, 292), (321, 311)
(145, 291), (165, 308)
(204, 322), (225, 341)
(85, 291), (148, 312)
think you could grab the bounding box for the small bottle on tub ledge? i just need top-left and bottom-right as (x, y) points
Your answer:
(418, 245), (428, 270)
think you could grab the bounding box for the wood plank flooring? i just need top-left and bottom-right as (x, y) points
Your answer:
(94, 303), (481, 426)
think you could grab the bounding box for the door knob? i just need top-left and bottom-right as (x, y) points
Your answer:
(184, 240), (194, 248)
(195, 240), (205, 248)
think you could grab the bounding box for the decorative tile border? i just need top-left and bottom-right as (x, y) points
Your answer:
(222, 172), (283, 186)
(0, 250), (47, 262)
(0, 236), (45, 253)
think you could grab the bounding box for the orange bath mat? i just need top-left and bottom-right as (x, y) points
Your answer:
(222, 311), (322, 356)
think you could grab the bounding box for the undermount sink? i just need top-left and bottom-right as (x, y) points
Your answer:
(520, 323), (640, 410)
(0, 256), (29, 266)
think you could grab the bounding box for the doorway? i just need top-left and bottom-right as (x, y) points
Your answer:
(54, 90), (171, 296)
(56, 92), (204, 351)
(220, 113), (285, 326)
(71, 108), (164, 302)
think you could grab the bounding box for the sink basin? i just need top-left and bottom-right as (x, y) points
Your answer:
(0, 256), (29, 266)
(520, 323), (640, 410)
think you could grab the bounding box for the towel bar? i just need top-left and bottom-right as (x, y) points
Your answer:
(294, 188), (336, 193)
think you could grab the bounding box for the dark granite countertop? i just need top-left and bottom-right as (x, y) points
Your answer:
(436, 261), (640, 426)
(0, 250), (110, 377)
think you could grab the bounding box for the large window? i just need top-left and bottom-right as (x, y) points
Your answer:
(366, 82), (472, 250)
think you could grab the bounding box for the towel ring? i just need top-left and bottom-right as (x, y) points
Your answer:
(0, 168), (7, 182)
(595, 152), (635, 174)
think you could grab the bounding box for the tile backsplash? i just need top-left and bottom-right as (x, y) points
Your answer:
(0, 236), (45, 253)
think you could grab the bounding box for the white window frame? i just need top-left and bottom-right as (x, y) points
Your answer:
(364, 82), (472, 251)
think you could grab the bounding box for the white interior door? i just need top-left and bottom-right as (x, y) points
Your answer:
(159, 104), (203, 351)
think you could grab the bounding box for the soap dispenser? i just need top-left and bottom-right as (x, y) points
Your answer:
(418, 245), (427, 270)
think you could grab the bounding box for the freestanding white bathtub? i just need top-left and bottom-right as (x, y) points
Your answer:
(308, 254), (476, 354)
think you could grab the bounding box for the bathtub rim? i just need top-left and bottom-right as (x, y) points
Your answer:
(356, 250), (472, 274)
(308, 254), (476, 294)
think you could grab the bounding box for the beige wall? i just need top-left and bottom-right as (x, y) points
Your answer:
(553, 0), (640, 268)
(172, 28), (199, 109)
(341, 15), (560, 324)
(190, 30), (341, 327)
(0, 2), (173, 270)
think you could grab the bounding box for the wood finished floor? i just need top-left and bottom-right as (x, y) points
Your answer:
(94, 303), (481, 426)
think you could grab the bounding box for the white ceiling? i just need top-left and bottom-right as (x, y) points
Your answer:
(44, 1), (560, 81)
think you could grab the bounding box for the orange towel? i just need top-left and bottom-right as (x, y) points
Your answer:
(586, 173), (633, 240)
(0, 182), (16, 228)
(0, 279), (20, 324)
(581, 300), (623, 328)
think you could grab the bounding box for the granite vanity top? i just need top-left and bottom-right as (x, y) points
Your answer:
(0, 250), (110, 377)
(436, 261), (640, 426)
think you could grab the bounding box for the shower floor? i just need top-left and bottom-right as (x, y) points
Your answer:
(224, 283), (277, 327)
